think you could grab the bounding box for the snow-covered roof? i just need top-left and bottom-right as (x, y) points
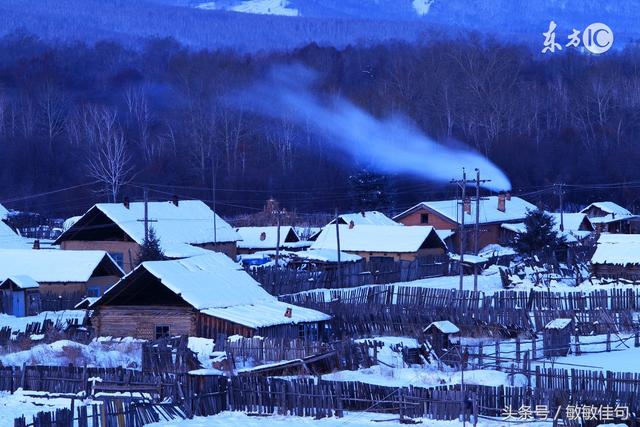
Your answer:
(311, 225), (445, 253)
(59, 200), (240, 245)
(425, 320), (459, 334)
(0, 275), (39, 290)
(545, 318), (572, 330)
(331, 211), (400, 227)
(448, 253), (488, 265)
(581, 201), (632, 217)
(0, 203), (9, 220)
(478, 244), (516, 258)
(235, 226), (301, 249)
(291, 249), (362, 263)
(202, 300), (330, 329)
(591, 234), (640, 266)
(501, 219), (579, 244)
(95, 252), (329, 328)
(0, 221), (27, 249)
(395, 196), (536, 225)
(0, 249), (123, 283)
(435, 229), (455, 241)
(63, 216), (82, 232)
(547, 213), (592, 232)
(161, 242), (212, 258)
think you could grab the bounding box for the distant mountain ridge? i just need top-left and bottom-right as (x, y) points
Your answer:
(0, 0), (637, 51)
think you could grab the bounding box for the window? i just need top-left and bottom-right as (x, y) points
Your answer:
(420, 213), (429, 224)
(108, 252), (124, 269)
(87, 287), (101, 298)
(155, 325), (170, 339)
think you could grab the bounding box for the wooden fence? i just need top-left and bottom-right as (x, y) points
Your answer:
(249, 256), (449, 295)
(282, 286), (640, 336)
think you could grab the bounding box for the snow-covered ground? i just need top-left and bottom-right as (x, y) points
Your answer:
(145, 411), (551, 427)
(0, 337), (142, 368)
(0, 390), (99, 421)
(0, 310), (86, 333)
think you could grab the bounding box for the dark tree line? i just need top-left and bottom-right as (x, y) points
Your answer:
(1, 31), (640, 219)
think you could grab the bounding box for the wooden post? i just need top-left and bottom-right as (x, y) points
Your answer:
(335, 208), (342, 288)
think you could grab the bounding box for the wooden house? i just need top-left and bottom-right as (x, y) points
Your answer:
(394, 194), (536, 253)
(55, 199), (241, 272)
(0, 249), (123, 304)
(590, 234), (640, 280)
(543, 318), (573, 357)
(235, 226), (310, 255)
(310, 224), (447, 262)
(0, 275), (40, 317)
(309, 211), (400, 241)
(90, 252), (331, 341)
(424, 320), (459, 358)
(580, 201), (640, 234)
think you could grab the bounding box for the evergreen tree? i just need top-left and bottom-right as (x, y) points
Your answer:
(137, 226), (165, 263)
(513, 209), (566, 256)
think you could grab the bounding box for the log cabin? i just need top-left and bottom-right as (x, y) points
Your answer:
(393, 194), (536, 252)
(308, 211), (400, 241)
(0, 249), (123, 306)
(90, 252), (331, 340)
(55, 199), (241, 272)
(590, 234), (640, 280)
(580, 201), (640, 234)
(310, 224), (447, 262)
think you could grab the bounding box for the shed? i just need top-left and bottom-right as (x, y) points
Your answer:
(543, 318), (573, 357)
(0, 275), (40, 317)
(424, 320), (459, 357)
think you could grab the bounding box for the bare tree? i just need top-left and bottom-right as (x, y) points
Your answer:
(85, 107), (135, 202)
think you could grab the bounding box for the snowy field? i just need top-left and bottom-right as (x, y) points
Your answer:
(0, 310), (85, 332)
(145, 411), (553, 427)
(0, 390), (99, 421)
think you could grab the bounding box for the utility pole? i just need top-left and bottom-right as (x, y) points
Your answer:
(473, 169), (491, 293)
(211, 157), (217, 244)
(557, 183), (565, 232)
(451, 169), (467, 292)
(143, 188), (149, 241)
(335, 208), (342, 288)
(275, 210), (281, 267)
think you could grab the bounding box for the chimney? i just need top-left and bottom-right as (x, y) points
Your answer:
(123, 196), (130, 209)
(172, 195), (179, 207)
(463, 197), (471, 215)
(32, 239), (40, 250)
(360, 211), (365, 217)
(349, 220), (355, 229)
(260, 231), (267, 241)
(497, 192), (506, 212)
(505, 192), (511, 201)
(284, 307), (292, 318)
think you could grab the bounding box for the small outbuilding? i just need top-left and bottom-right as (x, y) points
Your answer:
(424, 320), (459, 357)
(543, 318), (573, 358)
(0, 275), (40, 317)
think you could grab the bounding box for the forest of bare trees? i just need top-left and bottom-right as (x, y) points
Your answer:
(1, 31), (640, 218)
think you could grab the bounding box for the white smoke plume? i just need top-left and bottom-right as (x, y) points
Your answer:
(233, 65), (511, 191)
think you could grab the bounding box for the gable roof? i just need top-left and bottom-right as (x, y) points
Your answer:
(330, 211), (400, 227)
(591, 234), (640, 266)
(56, 200), (240, 245)
(395, 196), (536, 225)
(93, 252), (330, 328)
(425, 320), (459, 334)
(311, 225), (446, 253)
(235, 226), (302, 249)
(581, 201), (632, 217)
(547, 213), (593, 232)
(0, 275), (39, 290)
(0, 249), (123, 283)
